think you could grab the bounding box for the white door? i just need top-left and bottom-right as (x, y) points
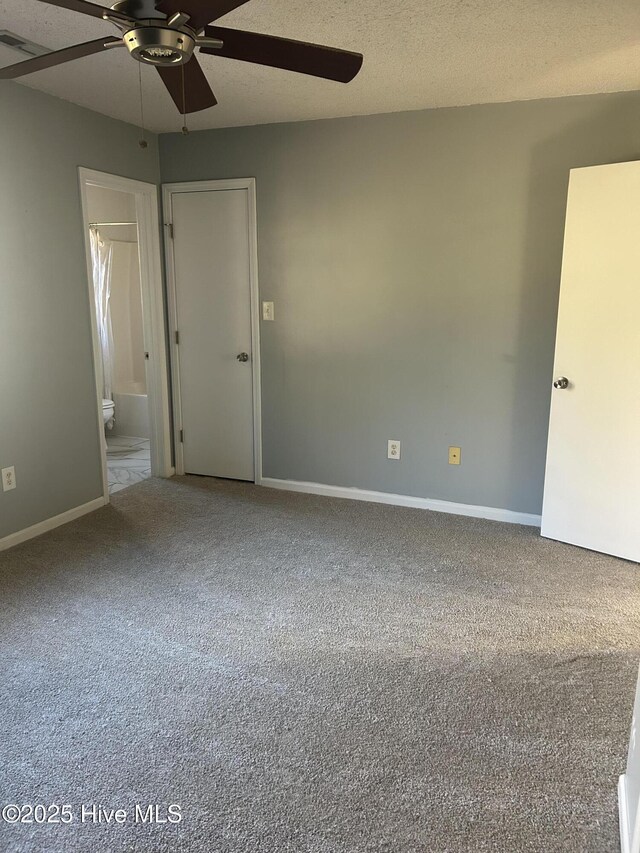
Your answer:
(541, 161), (640, 562)
(620, 666), (640, 853)
(170, 187), (255, 480)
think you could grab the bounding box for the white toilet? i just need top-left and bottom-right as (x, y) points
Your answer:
(102, 398), (115, 428)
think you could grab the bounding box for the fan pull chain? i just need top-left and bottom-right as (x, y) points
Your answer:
(138, 63), (148, 149)
(181, 63), (189, 135)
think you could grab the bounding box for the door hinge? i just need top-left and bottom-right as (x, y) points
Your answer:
(175, 330), (180, 345)
(167, 223), (174, 240)
(180, 429), (184, 443)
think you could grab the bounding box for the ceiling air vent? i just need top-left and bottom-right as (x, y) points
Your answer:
(0, 31), (50, 58)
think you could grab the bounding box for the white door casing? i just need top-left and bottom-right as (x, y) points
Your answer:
(163, 180), (262, 482)
(79, 168), (173, 503)
(541, 160), (640, 562)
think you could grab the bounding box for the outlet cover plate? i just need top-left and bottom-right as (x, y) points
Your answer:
(388, 440), (401, 460)
(2, 466), (16, 491)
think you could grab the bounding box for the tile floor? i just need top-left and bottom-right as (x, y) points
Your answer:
(106, 435), (151, 495)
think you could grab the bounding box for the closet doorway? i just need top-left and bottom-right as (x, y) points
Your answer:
(79, 168), (172, 499)
(163, 179), (262, 482)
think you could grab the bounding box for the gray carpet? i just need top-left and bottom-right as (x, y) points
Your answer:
(1, 476), (638, 853)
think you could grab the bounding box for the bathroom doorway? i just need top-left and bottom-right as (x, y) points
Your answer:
(79, 169), (172, 499)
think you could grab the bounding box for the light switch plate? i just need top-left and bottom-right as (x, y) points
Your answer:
(262, 301), (275, 321)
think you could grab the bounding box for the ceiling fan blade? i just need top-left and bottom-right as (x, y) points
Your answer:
(34, 0), (116, 18)
(157, 57), (217, 114)
(201, 27), (363, 83)
(0, 36), (121, 79)
(155, 1), (251, 30)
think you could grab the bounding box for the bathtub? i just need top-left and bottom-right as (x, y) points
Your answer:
(112, 383), (150, 439)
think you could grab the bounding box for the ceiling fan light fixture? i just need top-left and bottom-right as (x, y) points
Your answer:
(124, 26), (195, 66)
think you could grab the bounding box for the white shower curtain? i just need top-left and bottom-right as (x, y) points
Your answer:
(90, 227), (114, 402)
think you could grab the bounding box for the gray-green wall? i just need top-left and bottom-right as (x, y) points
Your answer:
(0, 82), (159, 539)
(3, 85), (640, 541)
(160, 91), (640, 515)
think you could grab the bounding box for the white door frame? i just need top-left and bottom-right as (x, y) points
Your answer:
(79, 167), (174, 502)
(162, 178), (262, 483)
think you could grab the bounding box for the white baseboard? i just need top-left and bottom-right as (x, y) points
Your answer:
(261, 478), (542, 527)
(0, 497), (106, 553)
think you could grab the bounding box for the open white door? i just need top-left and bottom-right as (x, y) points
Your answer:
(541, 161), (640, 563)
(620, 666), (640, 853)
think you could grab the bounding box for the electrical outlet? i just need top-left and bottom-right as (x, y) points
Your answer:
(2, 466), (16, 492)
(262, 301), (275, 321)
(388, 440), (401, 460)
(448, 446), (461, 465)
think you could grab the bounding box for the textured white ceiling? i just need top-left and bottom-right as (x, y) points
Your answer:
(0, 0), (639, 132)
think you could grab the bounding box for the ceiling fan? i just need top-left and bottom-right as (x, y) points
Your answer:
(0, 0), (364, 115)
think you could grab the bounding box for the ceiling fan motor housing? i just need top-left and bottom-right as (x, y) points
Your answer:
(124, 24), (196, 65)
